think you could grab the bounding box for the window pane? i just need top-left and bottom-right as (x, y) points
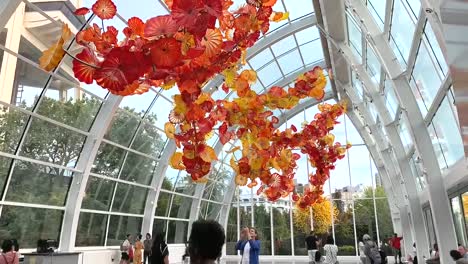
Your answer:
(375, 196), (394, 245)
(0, 206), (63, 248)
(431, 97), (464, 168)
(424, 23), (449, 76)
(462, 193), (468, 239)
(424, 209), (437, 245)
(167, 220), (188, 243)
(105, 110), (140, 146)
(390, 0), (415, 63)
(367, 46), (381, 85)
(82, 176), (116, 211)
(334, 201), (355, 256)
(200, 201), (222, 220)
(0, 157), (12, 195)
(156, 191), (171, 217)
(273, 204), (291, 255)
(368, 0), (385, 29)
(226, 204), (238, 255)
(427, 123), (447, 170)
(411, 42), (443, 114)
(5, 160), (73, 206)
(153, 219), (189, 243)
(300, 40), (323, 65)
(19, 117), (86, 168)
(76, 212), (107, 246)
(384, 79), (399, 119)
(278, 49), (303, 75)
(451, 196), (467, 246)
(257, 62), (282, 87)
(107, 215), (142, 246)
(355, 196), (378, 244)
(36, 92), (102, 132)
(119, 152), (158, 185)
(92, 143), (126, 178)
(409, 78), (429, 116)
(255, 202), (272, 255)
(168, 194), (193, 219)
(111, 184), (148, 215)
(271, 36), (296, 57)
(398, 116), (413, 152)
(0, 106), (30, 154)
(130, 122), (166, 157)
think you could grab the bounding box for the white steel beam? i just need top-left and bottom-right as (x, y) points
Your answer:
(0, 0), (21, 30)
(345, 1), (457, 262)
(141, 142), (176, 235)
(60, 94), (122, 251)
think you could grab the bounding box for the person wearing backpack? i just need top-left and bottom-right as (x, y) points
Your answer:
(363, 234), (381, 264)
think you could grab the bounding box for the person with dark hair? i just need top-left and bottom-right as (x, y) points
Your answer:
(306, 231), (320, 263)
(236, 226), (260, 264)
(0, 240), (19, 264)
(389, 233), (403, 264)
(323, 236), (338, 264)
(151, 233), (169, 264)
(189, 219), (225, 264)
(143, 233), (152, 264)
(134, 234), (144, 264)
(451, 250), (468, 264)
(120, 234), (131, 262)
(426, 243), (440, 264)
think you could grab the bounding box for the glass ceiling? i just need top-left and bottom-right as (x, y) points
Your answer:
(0, 0), (463, 257)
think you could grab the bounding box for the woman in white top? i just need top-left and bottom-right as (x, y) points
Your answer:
(323, 236), (338, 264)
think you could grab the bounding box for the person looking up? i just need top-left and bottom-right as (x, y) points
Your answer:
(188, 219), (225, 264)
(236, 226), (261, 264)
(389, 233), (403, 264)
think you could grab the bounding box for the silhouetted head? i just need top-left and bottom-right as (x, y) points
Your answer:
(450, 250), (462, 260)
(188, 220), (225, 264)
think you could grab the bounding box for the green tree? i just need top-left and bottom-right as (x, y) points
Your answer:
(354, 186), (393, 243)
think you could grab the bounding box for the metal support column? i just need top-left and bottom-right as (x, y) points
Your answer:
(345, 1), (457, 262)
(0, 0), (21, 30)
(60, 94), (122, 251)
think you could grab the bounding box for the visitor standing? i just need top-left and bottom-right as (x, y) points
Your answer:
(121, 234), (132, 263)
(306, 231), (320, 263)
(150, 233), (169, 264)
(0, 240), (19, 264)
(451, 250), (468, 264)
(188, 219), (225, 264)
(389, 233), (403, 264)
(359, 240), (368, 264)
(323, 236), (338, 264)
(134, 234), (144, 264)
(363, 234), (381, 264)
(143, 233), (152, 264)
(236, 227), (261, 264)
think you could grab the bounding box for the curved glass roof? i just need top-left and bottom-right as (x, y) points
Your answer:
(0, 0), (465, 261)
